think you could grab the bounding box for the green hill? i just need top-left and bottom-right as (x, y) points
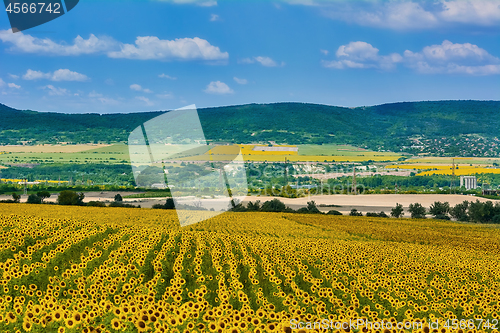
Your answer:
(0, 100), (499, 156)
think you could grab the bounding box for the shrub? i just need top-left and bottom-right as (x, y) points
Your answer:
(349, 209), (363, 216)
(27, 194), (42, 204)
(87, 201), (106, 207)
(327, 210), (342, 215)
(57, 191), (85, 206)
(261, 199), (287, 212)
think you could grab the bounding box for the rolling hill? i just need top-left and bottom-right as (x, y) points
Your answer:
(0, 100), (499, 155)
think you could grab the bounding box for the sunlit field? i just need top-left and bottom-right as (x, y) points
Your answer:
(386, 164), (500, 176)
(0, 204), (499, 332)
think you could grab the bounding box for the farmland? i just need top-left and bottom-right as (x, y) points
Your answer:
(0, 144), (129, 166)
(181, 144), (403, 163)
(1, 204), (500, 332)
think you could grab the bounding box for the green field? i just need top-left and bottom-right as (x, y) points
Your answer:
(0, 144), (130, 165)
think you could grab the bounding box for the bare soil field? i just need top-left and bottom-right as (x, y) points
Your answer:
(2, 193), (494, 215)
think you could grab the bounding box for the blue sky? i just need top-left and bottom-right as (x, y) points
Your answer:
(0, 0), (499, 113)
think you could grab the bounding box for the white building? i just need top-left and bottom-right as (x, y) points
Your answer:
(460, 176), (477, 190)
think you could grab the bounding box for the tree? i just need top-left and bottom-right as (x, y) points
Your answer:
(391, 203), (404, 218)
(27, 194), (42, 204)
(36, 191), (51, 202)
(349, 208), (363, 216)
(450, 201), (469, 221)
(429, 201), (450, 218)
(57, 191), (85, 206)
(261, 199), (287, 212)
(114, 194), (123, 202)
(12, 193), (20, 203)
(164, 198), (175, 209)
(327, 210), (342, 215)
(306, 201), (321, 214)
(246, 200), (261, 211)
(408, 203), (426, 219)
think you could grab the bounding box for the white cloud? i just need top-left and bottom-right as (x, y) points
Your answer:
(136, 96), (154, 106)
(240, 56), (284, 67)
(0, 78), (5, 87)
(285, 0), (500, 30)
(156, 92), (175, 99)
(159, 73), (177, 80)
(51, 69), (89, 82)
(323, 41), (402, 70)
(8, 83), (20, 89)
(439, 0), (500, 26)
(105, 78), (114, 85)
(130, 84), (153, 93)
(108, 36), (228, 61)
(22, 69), (89, 81)
(324, 40), (500, 75)
(0, 30), (228, 63)
(204, 81), (233, 94)
(98, 97), (120, 105)
(210, 14), (220, 21)
(8, 74), (19, 79)
(0, 30), (116, 55)
(42, 85), (69, 96)
(320, 49), (329, 56)
(233, 77), (248, 85)
(403, 40), (500, 75)
(88, 91), (103, 98)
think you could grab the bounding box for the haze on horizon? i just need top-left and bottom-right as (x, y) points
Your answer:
(0, 0), (499, 114)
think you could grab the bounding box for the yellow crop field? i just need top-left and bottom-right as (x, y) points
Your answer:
(0, 204), (500, 332)
(184, 154), (402, 162)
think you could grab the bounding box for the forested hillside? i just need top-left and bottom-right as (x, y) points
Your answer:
(1, 100), (499, 155)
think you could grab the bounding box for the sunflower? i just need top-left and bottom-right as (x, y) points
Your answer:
(135, 320), (149, 332)
(65, 318), (76, 329)
(22, 320), (33, 332)
(110, 318), (121, 330)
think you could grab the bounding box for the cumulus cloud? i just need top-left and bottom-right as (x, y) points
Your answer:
(0, 30), (228, 62)
(130, 84), (153, 93)
(210, 14), (220, 21)
(204, 81), (233, 94)
(7, 83), (20, 89)
(233, 77), (248, 84)
(284, 0), (500, 30)
(9, 74), (19, 79)
(240, 56), (284, 67)
(322, 41), (402, 70)
(42, 85), (69, 96)
(159, 73), (177, 80)
(22, 69), (89, 81)
(108, 36), (228, 61)
(323, 40), (500, 75)
(403, 40), (500, 75)
(0, 78), (5, 87)
(136, 96), (154, 106)
(0, 30), (116, 55)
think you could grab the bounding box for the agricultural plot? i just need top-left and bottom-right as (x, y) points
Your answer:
(0, 204), (499, 332)
(181, 144), (403, 163)
(0, 144), (130, 165)
(386, 164), (500, 176)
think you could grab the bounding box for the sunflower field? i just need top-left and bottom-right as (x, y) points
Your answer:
(0, 204), (500, 333)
